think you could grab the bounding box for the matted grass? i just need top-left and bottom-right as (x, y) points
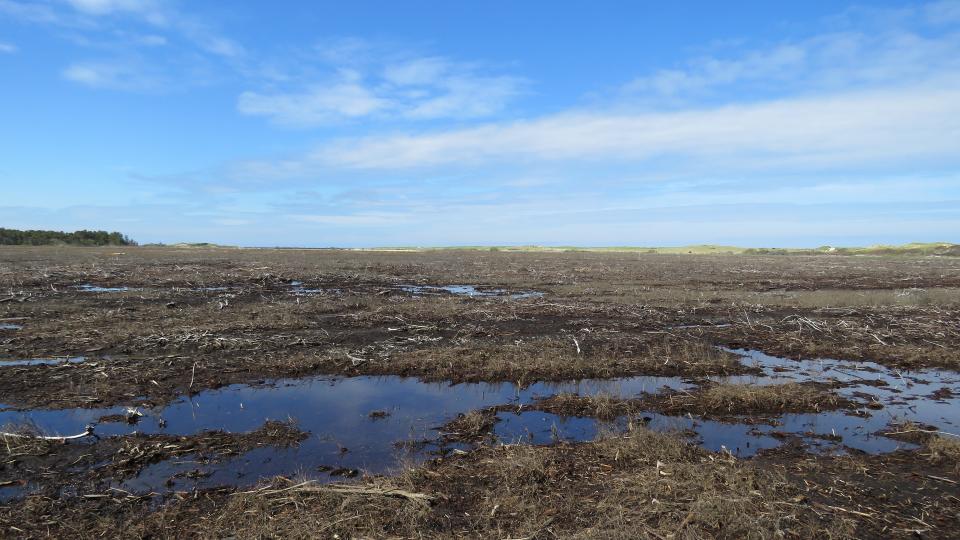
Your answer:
(0, 428), (858, 539)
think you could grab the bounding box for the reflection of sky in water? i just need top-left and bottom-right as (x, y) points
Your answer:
(0, 348), (957, 497)
(400, 284), (543, 299)
(0, 324), (22, 330)
(0, 375), (689, 495)
(0, 484), (25, 502)
(0, 356), (86, 367)
(496, 412), (603, 445)
(75, 284), (135, 292)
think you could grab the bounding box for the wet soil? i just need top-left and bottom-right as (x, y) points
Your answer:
(1, 431), (956, 539)
(1, 246), (959, 537)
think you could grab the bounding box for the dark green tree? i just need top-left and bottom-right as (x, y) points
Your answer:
(0, 228), (137, 246)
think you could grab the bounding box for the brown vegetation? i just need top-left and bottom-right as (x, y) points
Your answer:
(2, 246), (959, 410)
(1, 246), (959, 537)
(526, 382), (853, 422)
(3, 426), (956, 538)
(0, 421), (307, 496)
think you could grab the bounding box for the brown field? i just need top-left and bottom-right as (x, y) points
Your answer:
(0, 246), (958, 538)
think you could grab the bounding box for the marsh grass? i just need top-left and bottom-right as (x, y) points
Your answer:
(0, 427), (859, 538)
(695, 383), (852, 414)
(0, 423), (57, 457)
(390, 337), (748, 384)
(530, 392), (636, 420)
(926, 435), (960, 474)
(527, 383), (851, 421)
(440, 410), (498, 442)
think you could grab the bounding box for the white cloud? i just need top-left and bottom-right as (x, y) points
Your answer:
(198, 35), (242, 57)
(291, 213), (412, 226)
(62, 62), (119, 87)
(237, 47), (525, 126)
(65, 0), (160, 15)
(0, 0), (65, 25)
(137, 34), (166, 46)
(306, 82), (960, 170)
(62, 60), (160, 90)
(212, 218), (252, 226)
(62, 0), (169, 26)
(174, 18), (244, 58)
(403, 74), (524, 120)
(238, 80), (390, 126)
(926, 0), (960, 24)
(625, 44), (807, 97)
(624, 17), (960, 99)
(0, 42), (16, 53)
(383, 56), (449, 86)
(3, 0), (243, 68)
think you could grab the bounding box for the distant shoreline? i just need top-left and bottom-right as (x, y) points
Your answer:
(5, 241), (956, 256)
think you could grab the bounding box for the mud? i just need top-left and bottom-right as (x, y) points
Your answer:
(0, 246), (958, 538)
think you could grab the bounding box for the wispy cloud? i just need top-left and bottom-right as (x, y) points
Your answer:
(254, 82), (958, 172)
(62, 59), (164, 90)
(62, 0), (244, 58)
(238, 71), (390, 125)
(237, 42), (526, 126)
(224, 10), (960, 175)
(0, 0), (67, 25)
(0, 42), (17, 53)
(7, 0), (959, 247)
(63, 0), (169, 24)
(2, 0), (243, 90)
(172, 17), (244, 58)
(624, 44), (807, 98)
(623, 14), (960, 101)
(291, 212), (413, 226)
(926, 0), (960, 24)
(136, 34), (166, 46)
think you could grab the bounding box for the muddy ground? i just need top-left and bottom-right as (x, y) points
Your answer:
(0, 246), (958, 538)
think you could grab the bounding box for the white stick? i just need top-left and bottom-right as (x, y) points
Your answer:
(0, 425), (95, 441)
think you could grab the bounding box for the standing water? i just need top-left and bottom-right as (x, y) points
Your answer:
(0, 349), (956, 497)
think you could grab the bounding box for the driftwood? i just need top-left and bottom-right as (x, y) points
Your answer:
(236, 480), (434, 504)
(0, 425), (95, 441)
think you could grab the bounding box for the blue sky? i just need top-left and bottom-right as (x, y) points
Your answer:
(1, 0), (958, 247)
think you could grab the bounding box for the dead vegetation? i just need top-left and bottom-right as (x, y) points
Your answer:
(1, 247), (959, 537)
(439, 410), (499, 442)
(525, 383), (853, 422)
(0, 427), (872, 539)
(387, 336), (750, 384)
(0, 421), (307, 496)
(928, 435), (960, 464)
(109, 419), (308, 477)
(526, 393), (639, 420)
(0, 425), (59, 459)
(682, 382), (854, 415)
(882, 421), (960, 475)
(2, 247), (959, 408)
(4, 426), (953, 539)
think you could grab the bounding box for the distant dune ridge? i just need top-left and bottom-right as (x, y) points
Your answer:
(1, 231), (955, 255)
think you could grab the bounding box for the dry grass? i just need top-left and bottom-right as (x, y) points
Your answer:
(0, 424), (57, 457)
(440, 410), (498, 442)
(694, 383), (851, 415)
(527, 383), (852, 421)
(530, 392), (637, 420)
(0, 428), (858, 539)
(927, 436), (960, 474)
(3, 246), (959, 410)
(390, 337), (748, 384)
(928, 436), (960, 461)
(0, 421), (310, 498)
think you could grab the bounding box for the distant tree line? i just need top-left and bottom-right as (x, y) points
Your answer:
(0, 228), (137, 246)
